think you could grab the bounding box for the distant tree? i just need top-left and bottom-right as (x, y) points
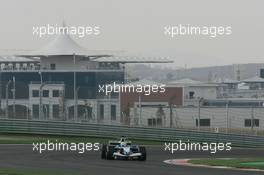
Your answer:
(156, 106), (166, 127)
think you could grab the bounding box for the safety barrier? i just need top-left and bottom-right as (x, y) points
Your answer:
(0, 119), (263, 148)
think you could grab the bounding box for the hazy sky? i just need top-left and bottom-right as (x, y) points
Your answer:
(0, 0), (263, 68)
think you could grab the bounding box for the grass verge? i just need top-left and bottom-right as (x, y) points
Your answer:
(0, 168), (76, 175)
(0, 133), (163, 145)
(188, 158), (264, 170)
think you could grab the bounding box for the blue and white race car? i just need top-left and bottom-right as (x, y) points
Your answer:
(101, 137), (146, 161)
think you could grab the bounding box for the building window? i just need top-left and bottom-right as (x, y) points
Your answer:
(53, 90), (59, 97)
(244, 119), (259, 127)
(85, 76), (89, 83)
(148, 118), (162, 127)
(111, 105), (116, 120)
(148, 118), (155, 126)
(99, 104), (104, 120)
(189, 91), (195, 99)
(196, 119), (211, 127)
(32, 90), (39, 97)
(43, 90), (49, 97)
(254, 119), (259, 127)
(32, 104), (39, 118)
(53, 104), (60, 118)
(50, 63), (56, 70)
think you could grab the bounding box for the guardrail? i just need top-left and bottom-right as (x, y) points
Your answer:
(0, 119), (264, 148)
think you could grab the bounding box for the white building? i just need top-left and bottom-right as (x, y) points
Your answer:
(219, 76), (264, 98)
(0, 26), (171, 124)
(167, 78), (223, 106)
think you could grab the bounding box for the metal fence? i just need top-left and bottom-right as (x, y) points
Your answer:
(130, 106), (264, 136)
(1, 105), (264, 136)
(0, 119), (263, 148)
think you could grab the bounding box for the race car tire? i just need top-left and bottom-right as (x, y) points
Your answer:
(101, 144), (107, 159)
(106, 146), (115, 160)
(139, 146), (146, 161)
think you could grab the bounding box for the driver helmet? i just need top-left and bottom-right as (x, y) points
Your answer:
(120, 142), (127, 147)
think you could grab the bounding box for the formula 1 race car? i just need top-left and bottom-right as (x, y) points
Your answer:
(101, 137), (146, 161)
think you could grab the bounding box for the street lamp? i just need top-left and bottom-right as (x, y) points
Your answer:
(73, 53), (77, 121)
(169, 95), (176, 128)
(138, 95), (141, 126)
(225, 100), (230, 133)
(0, 65), (2, 110)
(74, 86), (80, 121)
(38, 71), (44, 120)
(197, 98), (204, 131)
(5, 80), (12, 118)
(12, 76), (16, 118)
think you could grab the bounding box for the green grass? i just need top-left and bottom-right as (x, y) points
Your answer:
(188, 158), (264, 170)
(0, 168), (76, 175)
(0, 133), (163, 145)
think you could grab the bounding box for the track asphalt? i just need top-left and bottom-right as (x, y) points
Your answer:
(0, 145), (263, 175)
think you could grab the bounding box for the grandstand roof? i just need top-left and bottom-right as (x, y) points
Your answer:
(0, 56), (38, 63)
(6, 23), (173, 63)
(94, 56), (172, 63)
